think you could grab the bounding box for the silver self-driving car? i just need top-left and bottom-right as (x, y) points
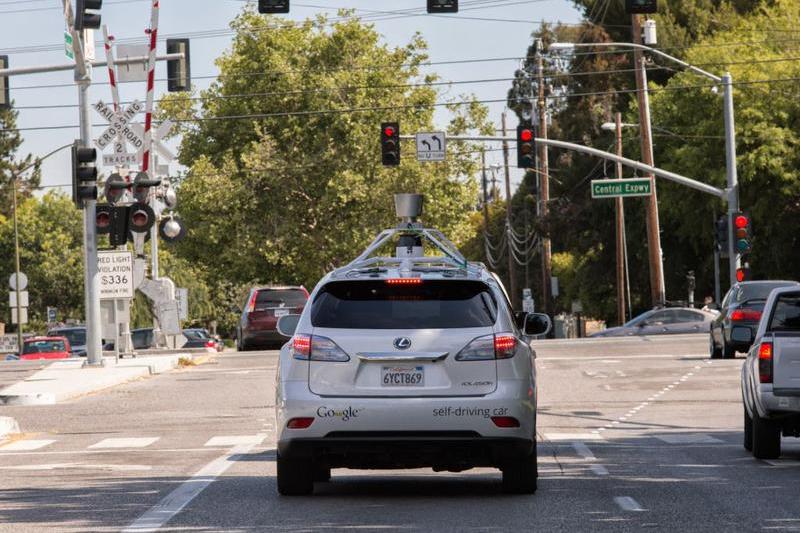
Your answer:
(274, 194), (550, 495)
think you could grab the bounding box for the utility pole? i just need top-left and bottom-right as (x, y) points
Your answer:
(631, 15), (666, 307)
(535, 39), (552, 315)
(614, 112), (627, 325)
(481, 150), (490, 263)
(501, 112), (517, 307)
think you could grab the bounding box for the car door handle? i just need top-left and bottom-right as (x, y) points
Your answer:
(357, 352), (449, 362)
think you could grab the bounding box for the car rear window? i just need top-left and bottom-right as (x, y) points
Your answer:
(311, 280), (498, 329)
(739, 282), (798, 303)
(23, 340), (66, 354)
(254, 289), (307, 310)
(769, 293), (800, 332)
(49, 329), (85, 347)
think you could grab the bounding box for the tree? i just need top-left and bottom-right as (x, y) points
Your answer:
(160, 8), (490, 291)
(0, 107), (41, 218)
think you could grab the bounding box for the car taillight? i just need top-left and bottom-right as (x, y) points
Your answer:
(456, 333), (517, 361)
(758, 342), (773, 383)
(491, 416), (520, 428)
(730, 309), (762, 322)
(292, 334), (349, 362)
(247, 291), (258, 312)
(204, 340), (215, 348)
(286, 417), (314, 429)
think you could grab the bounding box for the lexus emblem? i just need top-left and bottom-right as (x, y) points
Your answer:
(393, 337), (412, 350)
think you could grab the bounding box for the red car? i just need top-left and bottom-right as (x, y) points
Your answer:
(20, 337), (72, 360)
(235, 286), (309, 351)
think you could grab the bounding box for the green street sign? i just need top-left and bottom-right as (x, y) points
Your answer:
(64, 32), (74, 60)
(591, 178), (652, 199)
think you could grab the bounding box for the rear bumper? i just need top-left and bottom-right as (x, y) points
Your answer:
(754, 387), (800, 417)
(279, 432), (534, 469)
(243, 329), (284, 345)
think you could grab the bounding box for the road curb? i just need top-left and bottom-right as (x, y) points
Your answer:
(0, 416), (20, 440)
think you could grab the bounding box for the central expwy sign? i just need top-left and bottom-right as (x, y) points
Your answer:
(591, 178), (652, 198)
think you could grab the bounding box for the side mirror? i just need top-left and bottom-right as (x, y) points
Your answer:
(276, 314), (301, 338)
(523, 313), (552, 337)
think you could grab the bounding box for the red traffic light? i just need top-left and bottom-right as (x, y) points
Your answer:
(520, 129), (533, 142)
(736, 267), (750, 282)
(734, 215), (749, 229)
(384, 126), (396, 138)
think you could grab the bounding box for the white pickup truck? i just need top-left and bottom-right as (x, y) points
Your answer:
(742, 285), (800, 459)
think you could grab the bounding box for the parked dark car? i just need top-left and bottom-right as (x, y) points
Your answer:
(591, 307), (718, 338)
(47, 326), (87, 357)
(182, 328), (221, 352)
(710, 280), (799, 359)
(235, 286), (309, 350)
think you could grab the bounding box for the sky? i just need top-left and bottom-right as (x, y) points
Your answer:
(0, 0), (583, 197)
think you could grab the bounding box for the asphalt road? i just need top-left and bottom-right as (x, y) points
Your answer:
(1, 334), (798, 532)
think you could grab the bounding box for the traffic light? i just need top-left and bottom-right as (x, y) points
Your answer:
(517, 121), (535, 168)
(715, 214), (729, 255)
(96, 205), (130, 246)
(72, 142), (98, 209)
(626, 0), (657, 14)
(258, 0), (289, 13)
(166, 39), (191, 92)
(128, 203), (156, 234)
(381, 122), (400, 167)
(0, 55), (9, 110)
(96, 205), (113, 236)
(736, 266), (751, 283)
(733, 211), (753, 255)
(427, 0), (458, 13)
(74, 0), (103, 31)
(132, 171), (162, 203)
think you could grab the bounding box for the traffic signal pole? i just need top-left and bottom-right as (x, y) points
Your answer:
(535, 40), (552, 315)
(722, 73), (740, 286)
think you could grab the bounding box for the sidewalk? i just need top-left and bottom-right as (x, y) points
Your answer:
(0, 352), (214, 406)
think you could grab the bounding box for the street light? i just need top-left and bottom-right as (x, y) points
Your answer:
(551, 41), (740, 289)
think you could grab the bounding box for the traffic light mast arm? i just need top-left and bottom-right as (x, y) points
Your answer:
(0, 53), (185, 78)
(399, 134), (726, 198)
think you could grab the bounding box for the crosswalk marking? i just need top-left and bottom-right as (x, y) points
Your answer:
(0, 439), (56, 451)
(204, 435), (265, 447)
(88, 437), (160, 449)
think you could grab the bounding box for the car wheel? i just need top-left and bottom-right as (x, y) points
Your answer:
(710, 335), (722, 359)
(722, 340), (736, 359)
(277, 454), (314, 495)
(501, 441), (538, 494)
(744, 408), (753, 451)
(752, 410), (781, 460)
(313, 465), (331, 483)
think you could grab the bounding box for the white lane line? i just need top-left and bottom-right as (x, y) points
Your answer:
(614, 496), (646, 512)
(590, 464), (609, 476)
(539, 353), (706, 361)
(88, 438), (160, 449)
(0, 439), (56, 451)
(0, 462), (151, 472)
(655, 433), (723, 444)
(123, 434), (266, 533)
(572, 442), (595, 459)
(544, 433), (604, 441)
(204, 435), (265, 447)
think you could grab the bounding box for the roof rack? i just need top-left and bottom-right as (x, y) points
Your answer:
(331, 225), (485, 280)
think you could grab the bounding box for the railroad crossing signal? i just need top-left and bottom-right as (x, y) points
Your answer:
(128, 203), (156, 234)
(427, 0), (458, 13)
(72, 142), (98, 209)
(96, 205), (131, 246)
(166, 39), (191, 92)
(516, 121), (535, 168)
(0, 55), (9, 110)
(75, 0), (103, 31)
(258, 0), (289, 13)
(381, 122), (400, 167)
(733, 212), (753, 255)
(132, 171), (162, 203)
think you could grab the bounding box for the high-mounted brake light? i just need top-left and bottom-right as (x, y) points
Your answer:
(386, 278), (423, 285)
(759, 342), (773, 383)
(730, 309), (762, 322)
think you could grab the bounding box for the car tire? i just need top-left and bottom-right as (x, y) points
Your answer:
(710, 335), (722, 359)
(501, 442), (538, 494)
(752, 410), (781, 460)
(313, 465), (331, 483)
(277, 454), (314, 495)
(744, 408), (753, 451)
(722, 340), (736, 359)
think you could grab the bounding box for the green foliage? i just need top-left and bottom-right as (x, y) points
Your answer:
(161, 9), (489, 291)
(0, 107), (41, 218)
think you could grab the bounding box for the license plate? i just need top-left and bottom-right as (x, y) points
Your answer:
(382, 366), (424, 387)
(274, 308), (289, 318)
